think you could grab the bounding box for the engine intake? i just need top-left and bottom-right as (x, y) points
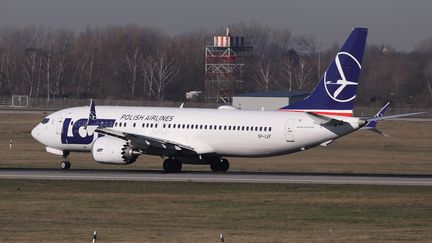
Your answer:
(92, 136), (139, 164)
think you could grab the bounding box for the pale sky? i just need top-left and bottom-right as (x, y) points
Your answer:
(1, 0), (431, 51)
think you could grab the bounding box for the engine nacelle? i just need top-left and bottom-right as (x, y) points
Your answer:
(92, 136), (139, 164)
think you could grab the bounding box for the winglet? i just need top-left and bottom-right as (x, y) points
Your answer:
(362, 101), (390, 129)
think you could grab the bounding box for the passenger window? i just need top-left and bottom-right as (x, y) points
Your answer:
(163, 124), (166, 128)
(269, 127), (272, 132)
(200, 125), (203, 129)
(259, 127), (262, 131)
(264, 127), (267, 132)
(168, 124), (171, 128)
(142, 123), (144, 128)
(204, 125), (207, 129)
(133, 123), (136, 127)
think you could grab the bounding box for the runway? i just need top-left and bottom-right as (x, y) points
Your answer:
(1, 168), (432, 186)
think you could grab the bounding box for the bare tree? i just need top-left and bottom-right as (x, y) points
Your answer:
(72, 28), (99, 97)
(424, 60), (432, 101)
(0, 50), (17, 94)
(142, 57), (156, 100)
(295, 57), (314, 90)
(125, 46), (141, 99)
(254, 61), (272, 91)
(23, 48), (40, 97)
(142, 49), (178, 100)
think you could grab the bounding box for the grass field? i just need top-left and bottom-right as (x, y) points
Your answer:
(0, 111), (431, 174)
(1, 111), (432, 242)
(1, 180), (432, 242)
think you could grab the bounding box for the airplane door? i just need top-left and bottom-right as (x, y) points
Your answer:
(56, 113), (65, 134)
(284, 118), (295, 142)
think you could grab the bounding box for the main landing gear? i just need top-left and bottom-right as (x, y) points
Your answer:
(210, 158), (229, 172)
(163, 158), (182, 173)
(60, 151), (71, 170)
(162, 157), (230, 173)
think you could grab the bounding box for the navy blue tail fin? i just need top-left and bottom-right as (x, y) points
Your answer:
(280, 28), (368, 116)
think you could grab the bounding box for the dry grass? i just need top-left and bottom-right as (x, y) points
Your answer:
(1, 111), (432, 242)
(1, 180), (432, 242)
(0, 111), (431, 174)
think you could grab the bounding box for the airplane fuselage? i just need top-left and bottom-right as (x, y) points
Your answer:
(32, 106), (363, 159)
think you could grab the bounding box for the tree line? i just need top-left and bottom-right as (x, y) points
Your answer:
(0, 23), (431, 107)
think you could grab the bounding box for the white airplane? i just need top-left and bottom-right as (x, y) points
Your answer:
(31, 28), (423, 172)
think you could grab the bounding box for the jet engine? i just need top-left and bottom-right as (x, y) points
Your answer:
(91, 136), (139, 164)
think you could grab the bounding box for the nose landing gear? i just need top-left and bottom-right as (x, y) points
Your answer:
(60, 151), (71, 170)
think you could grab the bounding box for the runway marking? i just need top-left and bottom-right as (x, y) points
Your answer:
(1, 172), (432, 186)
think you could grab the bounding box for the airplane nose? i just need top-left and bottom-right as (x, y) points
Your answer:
(31, 125), (40, 141)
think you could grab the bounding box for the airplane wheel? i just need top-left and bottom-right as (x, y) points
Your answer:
(220, 159), (229, 172)
(210, 159), (221, 172)
(163, 159), (182, 173)
(173, 159), (182, 172)
(61, 161), (71, 170)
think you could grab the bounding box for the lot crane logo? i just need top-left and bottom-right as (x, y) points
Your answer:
(324, 52), (361, 102)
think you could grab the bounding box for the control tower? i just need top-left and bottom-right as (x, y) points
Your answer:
(205, 28), (252, 103)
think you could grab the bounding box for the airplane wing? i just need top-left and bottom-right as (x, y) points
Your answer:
(365, 112), (425, 122)
(95, 127), (197, 156)
(358, 102), (425, 137)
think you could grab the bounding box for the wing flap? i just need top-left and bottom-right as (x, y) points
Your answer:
(95, 127), (196, 155)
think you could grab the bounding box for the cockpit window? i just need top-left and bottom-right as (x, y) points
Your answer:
(41, 118), (50, 124)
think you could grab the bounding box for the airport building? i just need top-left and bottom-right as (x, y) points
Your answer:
(232, 90), (309, 111)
